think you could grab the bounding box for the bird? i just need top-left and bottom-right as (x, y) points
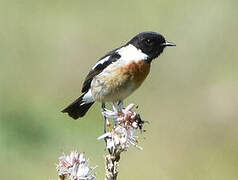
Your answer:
(62, 31), (175, 120)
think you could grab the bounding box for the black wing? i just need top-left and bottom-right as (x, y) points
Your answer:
(81, 48), (122, 93)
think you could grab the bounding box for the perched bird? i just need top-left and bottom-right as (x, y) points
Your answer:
(62, 31), (175, 119)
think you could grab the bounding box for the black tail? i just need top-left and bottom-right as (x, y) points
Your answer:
(61, 93), (94, 120)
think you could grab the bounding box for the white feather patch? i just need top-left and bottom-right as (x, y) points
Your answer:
(116, 44), (148, 63)
(82, 89), (94, 104)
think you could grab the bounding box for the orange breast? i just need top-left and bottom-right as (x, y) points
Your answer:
(91, 60), (150, 102)
(120, 60), (150, 88)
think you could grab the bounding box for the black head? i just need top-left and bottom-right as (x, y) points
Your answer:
(128, 31), (175, 61)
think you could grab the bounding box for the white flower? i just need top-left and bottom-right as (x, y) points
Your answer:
(98, 104), (145, 153)
(57, 151), (97, 180)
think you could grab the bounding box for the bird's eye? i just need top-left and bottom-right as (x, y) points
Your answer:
(145, 39), (153, 46)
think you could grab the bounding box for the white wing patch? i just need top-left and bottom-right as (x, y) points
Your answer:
(92, 56), (110, 70)
(116, 44), (148, 63)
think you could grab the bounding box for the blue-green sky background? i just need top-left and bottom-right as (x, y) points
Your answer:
(0, 0), (238, 179)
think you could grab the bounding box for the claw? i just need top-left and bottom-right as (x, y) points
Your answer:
(102, 109), (118, 119)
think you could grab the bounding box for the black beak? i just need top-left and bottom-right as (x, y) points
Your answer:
(161, 41), (176, 47)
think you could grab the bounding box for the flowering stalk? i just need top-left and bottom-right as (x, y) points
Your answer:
(98, 104), (145, 180)
(56, 104), (145, 180)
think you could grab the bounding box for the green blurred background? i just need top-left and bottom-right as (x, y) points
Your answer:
(0, 0), (238, 179)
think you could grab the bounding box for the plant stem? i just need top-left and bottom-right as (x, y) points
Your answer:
(105, 153), (120, 180)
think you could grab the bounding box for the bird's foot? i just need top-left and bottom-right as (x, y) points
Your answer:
(98, 103), (146, 152)
(102, 108), (119, 120)
(102, 104), (145, 130)
(102, 104), (133, 122)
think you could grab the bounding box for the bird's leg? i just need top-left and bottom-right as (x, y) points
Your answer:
(102, 103), (119, 119)
(101, 101), (125, 125)
(111, 102), (122, 114)
(118, 100), (124, 111)
(111, 102), (124, 124)
(101, 103), (107, 133)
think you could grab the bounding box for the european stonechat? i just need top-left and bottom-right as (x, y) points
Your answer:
(62, 31), (175, 119)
